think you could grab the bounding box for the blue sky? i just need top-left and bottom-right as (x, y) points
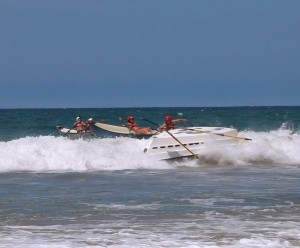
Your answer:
(1, 0), (299, 108)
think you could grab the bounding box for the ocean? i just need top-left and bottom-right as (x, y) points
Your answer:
(0, 106), (299, 247)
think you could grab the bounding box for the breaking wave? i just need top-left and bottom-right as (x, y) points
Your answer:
(0, 128), (300, 173)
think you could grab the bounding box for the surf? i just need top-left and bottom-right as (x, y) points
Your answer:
(0, 127), (299, 173)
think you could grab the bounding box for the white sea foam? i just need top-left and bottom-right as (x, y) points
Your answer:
(0, 129), (300, 173)
(0, 221), (296, 248)
(0, 136), (170, 173)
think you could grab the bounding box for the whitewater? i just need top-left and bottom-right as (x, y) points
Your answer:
(1, 129), (300, 173)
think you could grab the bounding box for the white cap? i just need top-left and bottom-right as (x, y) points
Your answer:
(76, 116), (81, 121)
(88, 118), (93, 121)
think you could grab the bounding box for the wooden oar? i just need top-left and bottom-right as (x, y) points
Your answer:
(67, 125), (76, 134)
(165, 129), (201, 159)
(139, 117), (160, 126)
(140, 117), (251, 141)
(173, 126), (252, 141)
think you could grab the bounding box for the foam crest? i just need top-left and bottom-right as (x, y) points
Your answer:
(236, 129), (300, 166)
(185, 129), (300, 166)
(165, 129), (300, 168)
(0, 129), (299, 173)
(0, 136), (169, 173)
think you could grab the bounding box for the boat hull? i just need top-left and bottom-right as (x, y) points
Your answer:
(94, 122), (154, 138)
(143, 127), (241, 160)
(94, 122), (133, 134)
(56, 126), (96, 140)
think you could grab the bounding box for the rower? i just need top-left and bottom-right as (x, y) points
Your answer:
(157, 115), (186, 132)
(74, 116), (87, 133)
(126, 116), (155, 135)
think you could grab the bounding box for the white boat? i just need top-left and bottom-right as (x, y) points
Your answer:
(56, 126), (96, 140)
(143, 126), (249, 160)
(94, 121), (155, 137)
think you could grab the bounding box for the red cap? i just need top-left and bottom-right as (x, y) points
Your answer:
(164, 115), (172, 121)
(127, 115), (134, 122)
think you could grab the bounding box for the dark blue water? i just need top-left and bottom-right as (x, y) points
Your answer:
(1, 106), (299, 141)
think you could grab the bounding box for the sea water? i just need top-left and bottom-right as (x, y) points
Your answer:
(0, 107), (299, 247)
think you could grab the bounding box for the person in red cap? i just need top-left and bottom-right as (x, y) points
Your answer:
(157, 115), (186, 132)
(126, 116), (155, 135)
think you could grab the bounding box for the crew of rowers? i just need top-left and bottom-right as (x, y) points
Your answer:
(73, 115), (186, 135)
(126, 115), (186, 135)
(73, 116), (96, 133)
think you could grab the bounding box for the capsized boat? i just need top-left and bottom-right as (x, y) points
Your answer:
(143, 126), (246, 160)
(56, 126), (96, 140)
(94, 121), (155, 137)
